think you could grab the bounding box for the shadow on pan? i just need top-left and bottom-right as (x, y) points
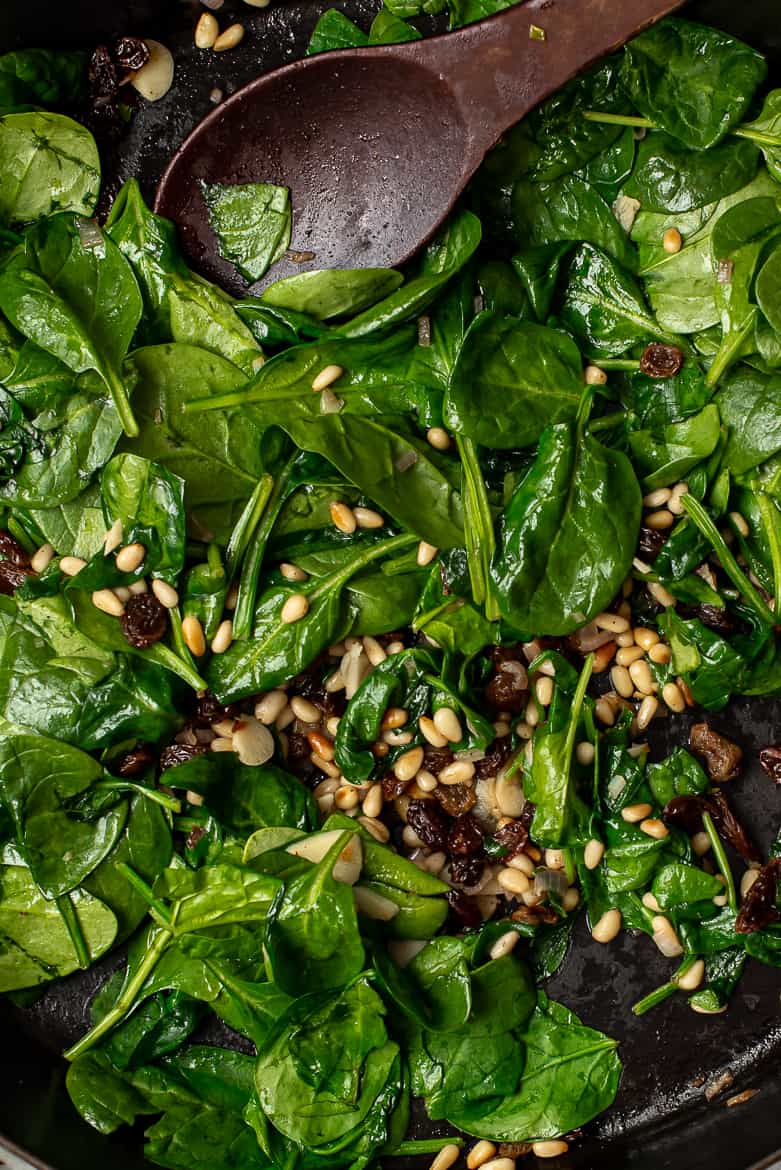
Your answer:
(0, 0), (781, 1167)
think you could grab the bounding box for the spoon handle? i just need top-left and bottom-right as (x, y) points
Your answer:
(414, 0), (686, 164)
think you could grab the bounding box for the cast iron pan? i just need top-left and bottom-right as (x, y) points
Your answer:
(1, 2), (780, 1168)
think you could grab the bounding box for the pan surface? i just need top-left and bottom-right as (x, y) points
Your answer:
(0, 1), (780, 1168)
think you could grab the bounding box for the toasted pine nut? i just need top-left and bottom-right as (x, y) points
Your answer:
(210, 618), (233, 654)
(381, 707), (408, 730)
(648, 581), (676, 607)
(643, 488), (672, 508)
(254, 690), (287, 724)
(646, 509), (674, 530)
(325, 670), (346, 693)
(427, 426), (451, 451)
(508, 852), (535, 875)
(634, 626), (659, 651)
(640, 818), (668, 839)
(592, 908), (622, 943)
(593, 641), (617, 672)
(359, 814), (390, 842)
(152, 578), (179, 608)
(182, 614), (206, 656)
(60, 556), (86, 577)
(213, 22), (245, 51)
(584, 839), (605, 870)
(622, 802), (653, 823)
(562, 887), (580, 911)
(668, 482), (689, 514)
(616, 645), (645, 666)
(330, 500), (357, 534)
(691, 831), (711, 856)
(652, 914), (683, 957)
(741, 867), (760, 898)
(433, 706), (463, 742)
(362, 783), (383, 819)
(545, 849), (565, 870)
(280, 562), (308, 582)
(92, 588), (125, 617)
(415, 769), (438, 793)
(532, 1141), (569, 1159)
(439, 760), (475, 785)
(677, 959), (705, 991)
(642, 891), (661, 912)
(334, 785), (359, 810)
(663, 227), (682, 254)
(30, 543), (55, 573)
(729, 510), (750, 538)
(195, 12), (219, 48)
(595, 612), (630, 633)
(576, 741), (595, 766)
(611, 665), (634, 698)
(498, 867), (530, 896)
(281, 593), (309, 623)
(290, 696), (321, 724)
(467, 1141), (497, 1170)
(353, 506), (384, 529)
(394, 746), (424, 783)
(636, 695), (659, 730)
(429, 1145), (461, 1170)
(419, 715), (448, 747)
(595, 697), (616, 725)
(649, 642), (671, 665)
(417, 540), (438, 566)
(662, 681), (686, 712)
(629, 659), (655, 695)
(312, 364), (343, 392)
(128, 579), (147, 595)
(535, 676), (554, 706)
(584, 364), (607, 385)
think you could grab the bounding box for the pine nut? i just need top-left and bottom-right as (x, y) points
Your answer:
(524, 699), (540, 728)
(652, 915), (683, 957)
(545, 849), (565, 870)
(643, 488), (672, 508)
(584, 364), (607, 385)
(668, 483), (689, 514)
(329, 500), (357, 534)
(663, 227), (682, 254)
(325, 670), (346, 693)
(195, 11), (219, 47)
(562, 887), (580, 911)
(611, 665), (634, 698)
(30, 543), (55, 573)
(355, 815), (387, 843)
(439, 760), (475, 785)
(640, 818), (668, 839)
(488, 934), (518, 962)
(648, 581), (676, 607)
(498, 867), (531, 895)
(210, 619), (233, 654)
(361, 784), (383, 819)
(386, 640), (405, 655)
(310, 754), (338, 777)
(628, 659), (655, 695)
(113, 586), (130, 605)
(427, 426), (451, 451)
(532, 1141), (569, 1159)
(536, 658), (556, 677)
(616, 631), (635, 647)
(535, 676), (554, 706)
(415, 769), (438, 793)
(515, 720), (533, 739)
(508, 852), (535, 876)
(186, 790), (205, 806)
(646, 509), (674, 530)
(307, 730), (334, 760)
(584, 839), (605, 869)
(290, 696), (321, 724)
(60, 556), (86, 577)
(211, 736), (234, 753)
(691, 831), (711, 856)
(383, 729), (413, 746)
(335, 785), (359, 810)
(243, 0), (271, 7)
(429, 1145), (461, 1170)
(152, 578), (179, 608)
(213, 22), (245, 51)
(467, 1141), (498, 1170)
(312, 364), (343, 392)
(576, 741), (595, 766)
(182, 614), (206, 656)
(595, 612), (630, 633)
(649, 642), (671, 664)
(592, 908), (622, 943)
(634, 627), (659, 651)
(104, 519), (123, 553)
(128, 580), (147, 595)
(496, 772), (524, 817)
(677, 959), (705, 991)
(281, 593), (309, 623)
(130, 39), (175, 101)
(593, 641), (617, 672)
(482, 1160), (516, 1170)
(254, 690), (287, 725)
(642, 891), (661, 911)
(92, 588), (125, 617)
(280, 562), (308, 582)
(636, 695), (659, 731)
(494, 720), (511, 736)
(616, 645), (644, 666)
(729, 510), (750, 538)
(741, 868), (760, 898)
(314, 777), (339, 797)
(353, 506), (384, 529)
(381, 707), (408, 730)
(394, 746), (424, 783)
(417, 540), (438, 566)
(595, 697), (616, 725)
(622, 803), (653, 823)
(433, 706), (463, 743)
(662, 681), (686, 712)
(416, 715), (446, 747)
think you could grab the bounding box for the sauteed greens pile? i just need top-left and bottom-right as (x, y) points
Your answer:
(1, 14), (781, 1169)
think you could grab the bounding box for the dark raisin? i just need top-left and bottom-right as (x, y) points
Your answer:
(407, 799), (448, 850)
(680, 604), (735, 634)
(193, 691), (241, 727)
(0, 560), (32, 595)
(113, 36), (150, 72)
(115, 743), (155, 776)
(449, 853), (485, 886)
(511, 903), (559, 926)
(689, 722), (743, 782)
(474, 735), (513, 781)
(486, 669), (528, 713)
(446, 889), (482, 929)
(493, 817), (530, 860)
(663, 791), (761, 864)
(498, 1144), (533, 1159)
(286, 732), (310, 763)
(638, 526), (666, 560)
(735, 858), (781, 934)
(759, 746), (781, 785)
(120, 592), (168, 648)
(89, 45), (119, 100)
(434, 782), (477, 816)
(159, 742), (208, 771)
(0, 531), (30, 567)
(422, 745), (454, 775)
(447, 813), (483, 855)
(382, 773), (410, 800)
(639, 343), (684, 378)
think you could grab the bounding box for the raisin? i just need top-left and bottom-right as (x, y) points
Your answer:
(474, 735), (513, 781)
(193, 692), (241, 727)
(639, 343), (684, 378)
(663, 792), (761, 864)
(422, 745), (454, 775)
(0, 530), (33, 595)
(434, 783), (477, 816)
(486, 669), (528, 713)
(115, 743), (155, 776)
(160, 742), (208, 771)
(446, 889), (482, 929)
(680, 604), (735, 634)
(638, 526), (666, 560)
(735, 858), (781, 934)
(120, 592), (168, 648)
(449, 853), (485, 886)
(759, 746), (781, 785)
(89, 45), (119, 100)
(382, 773), (410, 800)
(493, 817), (530, 860)
(511, 903), (559, 926)
(113, 36), (150, 72)
(0, 531), (30, 567)
(286, 732), (311, 763)
(407, 799), (448, 850)
(447, 813), (483, 855)
(498, 1145), (533, 1159)
(689, 722), (743, 782)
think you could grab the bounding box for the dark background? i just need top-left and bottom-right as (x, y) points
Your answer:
(0, 2), (780, 1168)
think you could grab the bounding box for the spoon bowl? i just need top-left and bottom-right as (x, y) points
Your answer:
(155, 0), (686, 292)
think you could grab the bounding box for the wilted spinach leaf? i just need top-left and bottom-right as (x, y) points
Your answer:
(0, 112), (99, 224)
(201, 181), (291, 283)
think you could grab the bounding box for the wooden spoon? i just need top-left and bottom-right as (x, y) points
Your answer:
(155, 0), (685, 292)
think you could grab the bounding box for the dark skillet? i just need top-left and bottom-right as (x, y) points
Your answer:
(0, 2), (780, 1169)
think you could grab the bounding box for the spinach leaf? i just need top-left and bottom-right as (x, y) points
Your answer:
(652, 862), (723, 910)
(0, 213), (141, 437)
(307, 9), (369, 53)
(493, 408), (641, 635)
(375, 936), (472, 1031)
(624, 132), (759, 214)
(18, 482), (105, 559)
(647, 747), (709, 807)
(511, 243), (571, 323)
(757, 240), (781, 336)
(512, 176), (635, 269)
(619, 361), (712, 429)
(0, 112), (99, 224)
(740, 90), (781, 183)
(99, 453), (185, 585)
(369, 8), (421, 44)
(560, 244), (667, 357)
(323, 812), (448, 896)
(260, 267), (403, 320)
(628, 403), (721, 490)
(0, 865), (116, 991)
(0, 49), (87, 110)
(620, 18), (767, 150)
(444, 314), (583, 448)
(716, 366), (781, 475)
(359, 880), (449, 939)
(201, 181), (291, 283)
(449, 992), (621, 1141)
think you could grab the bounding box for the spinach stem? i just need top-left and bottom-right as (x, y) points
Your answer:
(456, 435), (499, 620)
(681, 495), (776, 625)
(56, 893), (91, 970)
(233, 454), (298, 640)
(582, 111), (654, 128)
(115, 862), (175, 926)
(588, 410), (629, 433)
(309, 533), (418, 601)
(226, 473), (274, 578)
(702, 811), (737, 912)
(63, 926), (171, 1060)
(754, 492), (781, 619)
(631, 955), (699, 1016)
(6, 516), (36, 555)
(733, 125), (781, 148)
(389, 1139), (465, 1156)
(165, 608), (208, 690)
(94, 781), (181, 814)
(592, 359), (642, 370)
(106, 366), (139, 439)
(413, 597), (466, 633)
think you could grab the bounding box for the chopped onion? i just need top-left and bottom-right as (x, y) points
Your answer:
(320, 388), (343, 414)
(417, 315), (431, 347)
(570, 620), (615, 652)
(533, 867), (569, 897)
(717, 259), (735, 284)
(76, 217), (105, 254)
(395, 449), (418, 473)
